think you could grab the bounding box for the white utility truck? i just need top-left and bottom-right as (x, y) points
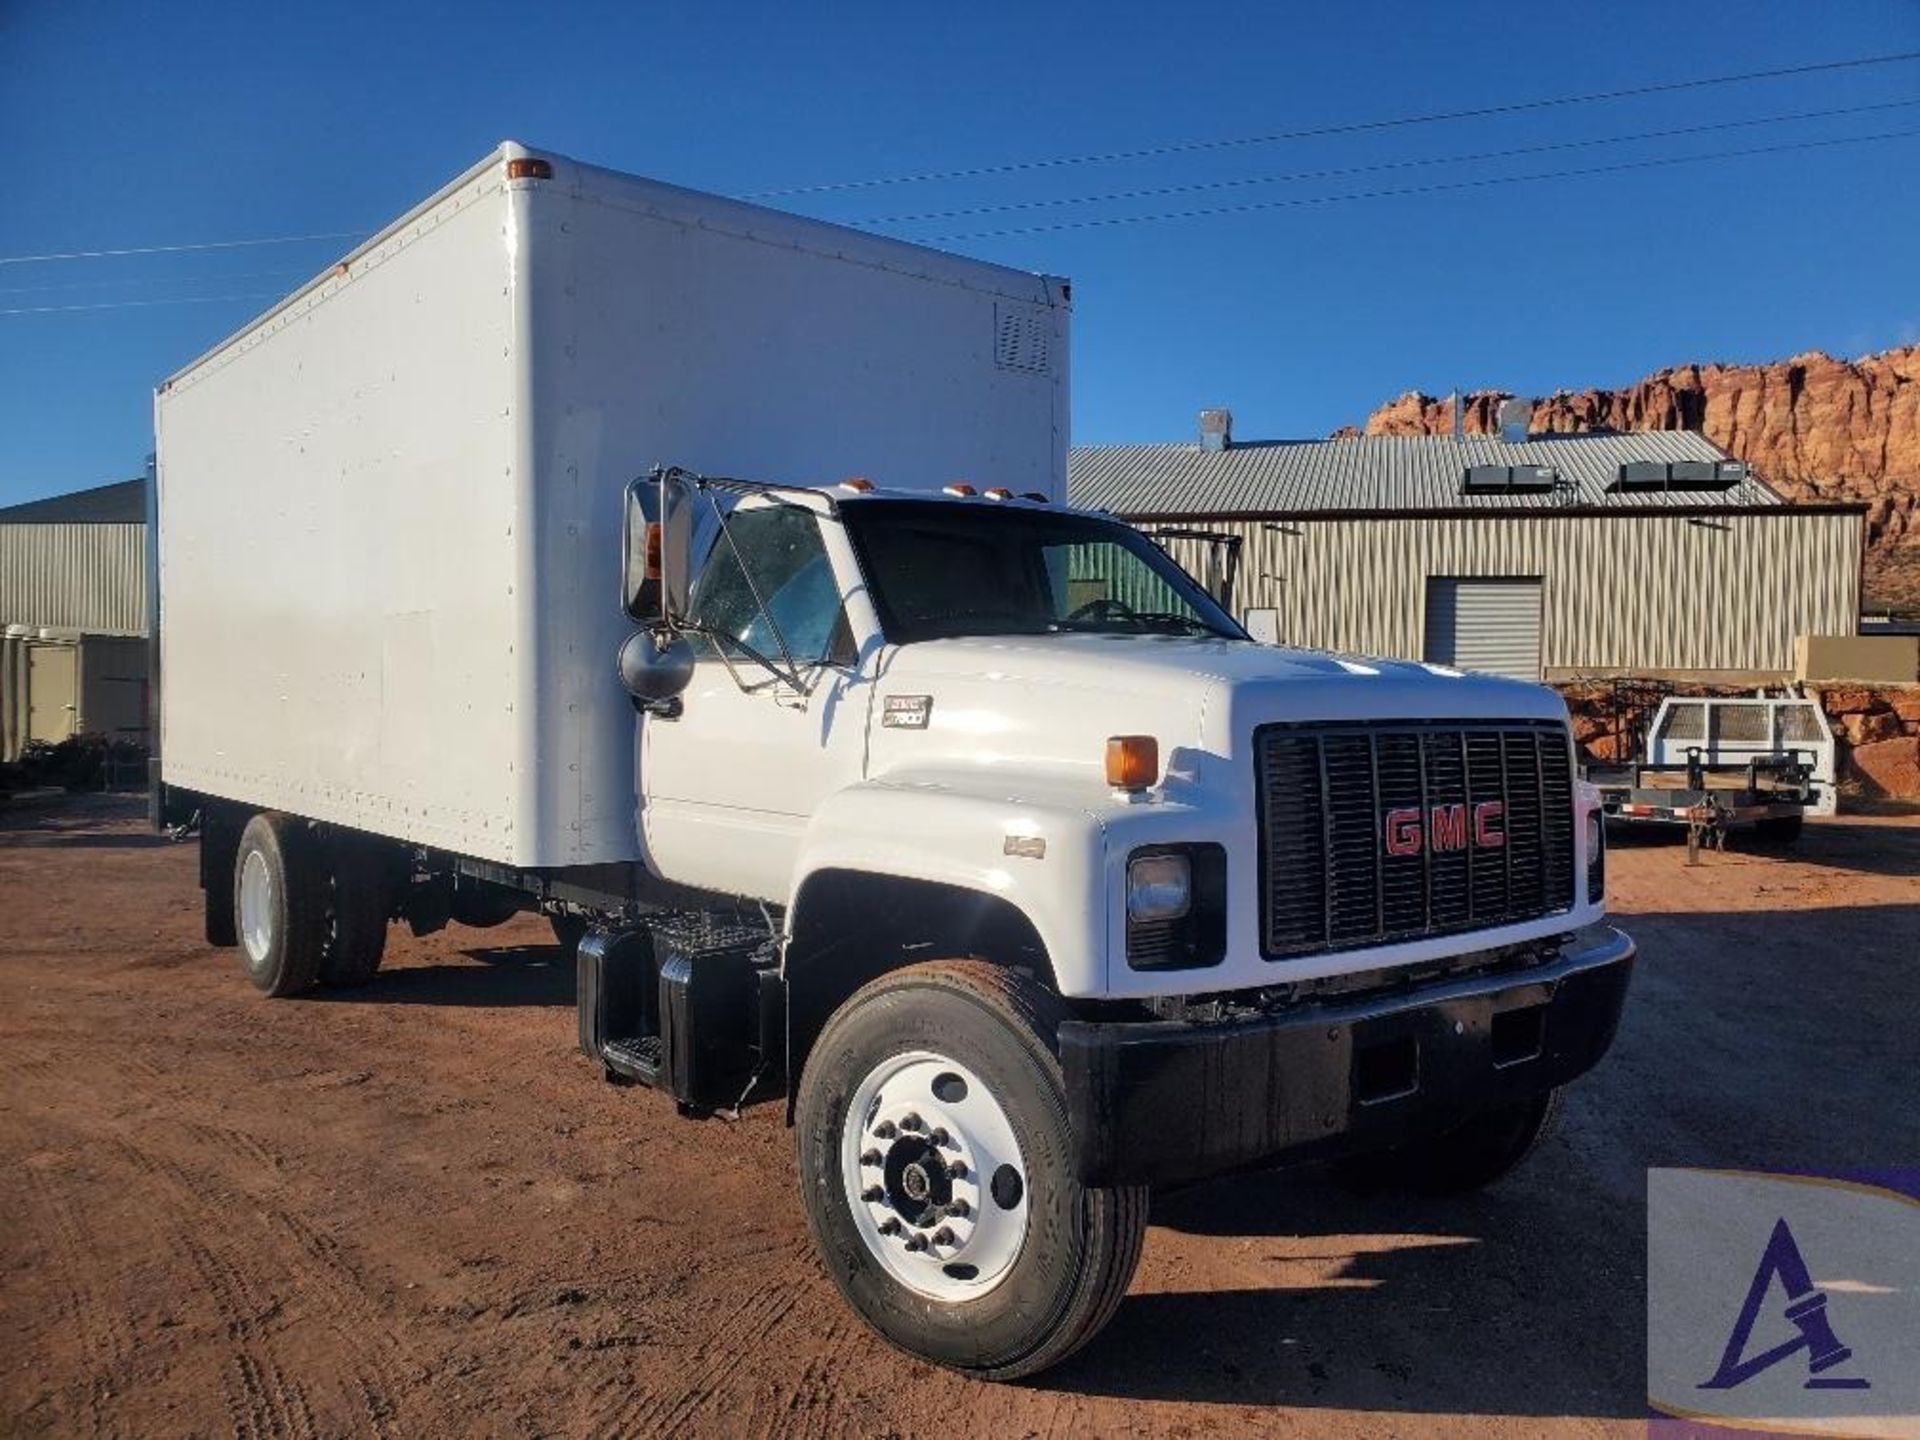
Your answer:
(152, 143), (1634, 1379)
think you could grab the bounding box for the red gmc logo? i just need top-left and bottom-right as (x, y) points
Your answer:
(1384, 801), (1505, 856)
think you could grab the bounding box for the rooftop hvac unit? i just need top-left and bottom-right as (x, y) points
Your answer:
(1461, 464), (1558, 495)
(1610, 461), (1741, 494)
(1615, 461), (1670, 492)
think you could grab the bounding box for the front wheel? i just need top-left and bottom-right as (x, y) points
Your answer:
(794, 961), (1147, 1380)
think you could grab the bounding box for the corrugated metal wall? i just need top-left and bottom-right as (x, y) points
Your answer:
(0, 523), (147, 636)
(1149, 510), (1860, 675)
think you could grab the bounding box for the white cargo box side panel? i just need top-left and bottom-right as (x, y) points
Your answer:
(519, 159), (1070, 866)
(157, 167), (534, 862)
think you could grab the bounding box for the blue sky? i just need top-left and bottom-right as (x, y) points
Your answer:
(2, 0), (1916, 506)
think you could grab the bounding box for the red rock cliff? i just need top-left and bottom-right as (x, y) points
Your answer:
(1340, 347), (1920, 612)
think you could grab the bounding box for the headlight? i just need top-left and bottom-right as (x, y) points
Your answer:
(1586, 810), (1606, 904)
(1125, 844), (1227, 971)
(1127, 852), (1191, 922)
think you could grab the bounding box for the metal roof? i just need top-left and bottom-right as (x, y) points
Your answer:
(1068, 431), (1784, 516)
(0, 478), (146, 525)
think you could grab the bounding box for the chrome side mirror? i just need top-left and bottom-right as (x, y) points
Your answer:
(622, 467), (697, 623)
(617, 628), (695, 703)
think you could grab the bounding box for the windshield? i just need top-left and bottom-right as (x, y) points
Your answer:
(840, 499), (1247, 643)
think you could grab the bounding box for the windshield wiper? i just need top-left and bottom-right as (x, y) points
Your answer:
(1057, 612), (1219, 637)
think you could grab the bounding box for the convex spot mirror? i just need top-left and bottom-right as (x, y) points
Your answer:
(617, 628), (695, 703)
(622, 468), (697, 623)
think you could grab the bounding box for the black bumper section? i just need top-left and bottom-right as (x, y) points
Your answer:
(1061, 926), (1635, 1188)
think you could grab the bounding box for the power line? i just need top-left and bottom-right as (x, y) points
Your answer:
(0, 267), (311, 298)
(927, 127), (1920, 241)
(0, 291), (286, 317)
(0, 230), (368, 268)
(745, 49), (1920, 199)
(6, 48), (1916, 279)
(863, 98), (1920, 226)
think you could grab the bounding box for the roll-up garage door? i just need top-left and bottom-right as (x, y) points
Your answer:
(1423, 577), (1543, 681)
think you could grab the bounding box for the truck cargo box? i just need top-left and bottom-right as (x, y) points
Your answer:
(155, 141), (1070, 868)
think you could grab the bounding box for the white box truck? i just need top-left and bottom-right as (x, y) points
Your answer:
(153, 142), (1633, 1379)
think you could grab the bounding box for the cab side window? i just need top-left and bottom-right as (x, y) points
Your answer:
(684, 505), (855, 668)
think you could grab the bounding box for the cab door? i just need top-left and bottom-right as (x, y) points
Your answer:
(640, 500), (871, 900)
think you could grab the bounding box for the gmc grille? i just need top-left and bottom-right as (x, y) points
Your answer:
(1256, 721), (1576, 959)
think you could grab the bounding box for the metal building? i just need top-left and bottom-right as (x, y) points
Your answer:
(0, 478), (149, 761)
(1070, 412), (1864, 683)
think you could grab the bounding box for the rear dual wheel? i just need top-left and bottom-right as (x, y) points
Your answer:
(232, 814), (391, 995)
(234, 814), (327, 997)
(795, 961), (1147, 1380)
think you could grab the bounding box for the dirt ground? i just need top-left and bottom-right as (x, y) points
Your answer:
(2, 796), (1915, 1439)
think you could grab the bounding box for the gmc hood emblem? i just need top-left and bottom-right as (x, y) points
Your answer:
(1384, 802), (1505, 857)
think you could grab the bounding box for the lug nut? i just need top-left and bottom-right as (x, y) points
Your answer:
(947, 1160), (968, 1180)
(904, 1233), (929, 1252)
(928, 1127), (951, 1147)
(878, 1217), (902, 1235)
(861, 1186), (884, 1203)
(873, 1121), (897, 1140)
(899, 1113), (923, 1133)
(860, 1149), (882, 1167)
(945, 1198), (970, 1218)
(932, 1227), (956, 1246)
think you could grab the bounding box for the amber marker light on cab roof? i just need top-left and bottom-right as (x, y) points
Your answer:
(506, 157), (553, 180)
(984, 487), (1013, 500)
(838, 477), (875, 492)
(1106, 735), (1159, 791)
(943, 482), (977, 497)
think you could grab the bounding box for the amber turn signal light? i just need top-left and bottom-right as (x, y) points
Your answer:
(1106, 735), (1159, 790)
(506, 157), (553, 181)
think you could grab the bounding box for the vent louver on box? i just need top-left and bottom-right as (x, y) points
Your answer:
(994, 308), (1051, 374)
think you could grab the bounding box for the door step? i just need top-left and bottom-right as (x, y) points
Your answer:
(601, 1033), (664, 1084)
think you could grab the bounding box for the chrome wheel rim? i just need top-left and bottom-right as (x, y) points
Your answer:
(841, 1049), (1029, 1301)
(238, 849), (275, 964)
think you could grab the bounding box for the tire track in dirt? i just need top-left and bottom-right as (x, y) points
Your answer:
(95, 1136), (315, 1440)
(755, 1307), (860, 1440)
(14, 1152), (133, 1438)
(99, 1134), (409, 1438)
(593, 1279), (804, 1437)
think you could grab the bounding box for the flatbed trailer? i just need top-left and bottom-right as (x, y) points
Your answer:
(1587, 749), (1818, 859)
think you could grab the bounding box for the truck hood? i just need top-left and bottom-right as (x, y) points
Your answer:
(865, 634), (1568, 792)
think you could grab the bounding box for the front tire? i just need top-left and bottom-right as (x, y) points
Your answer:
(232, 813), (326, 998)
(795, 961), (1147, 1380)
